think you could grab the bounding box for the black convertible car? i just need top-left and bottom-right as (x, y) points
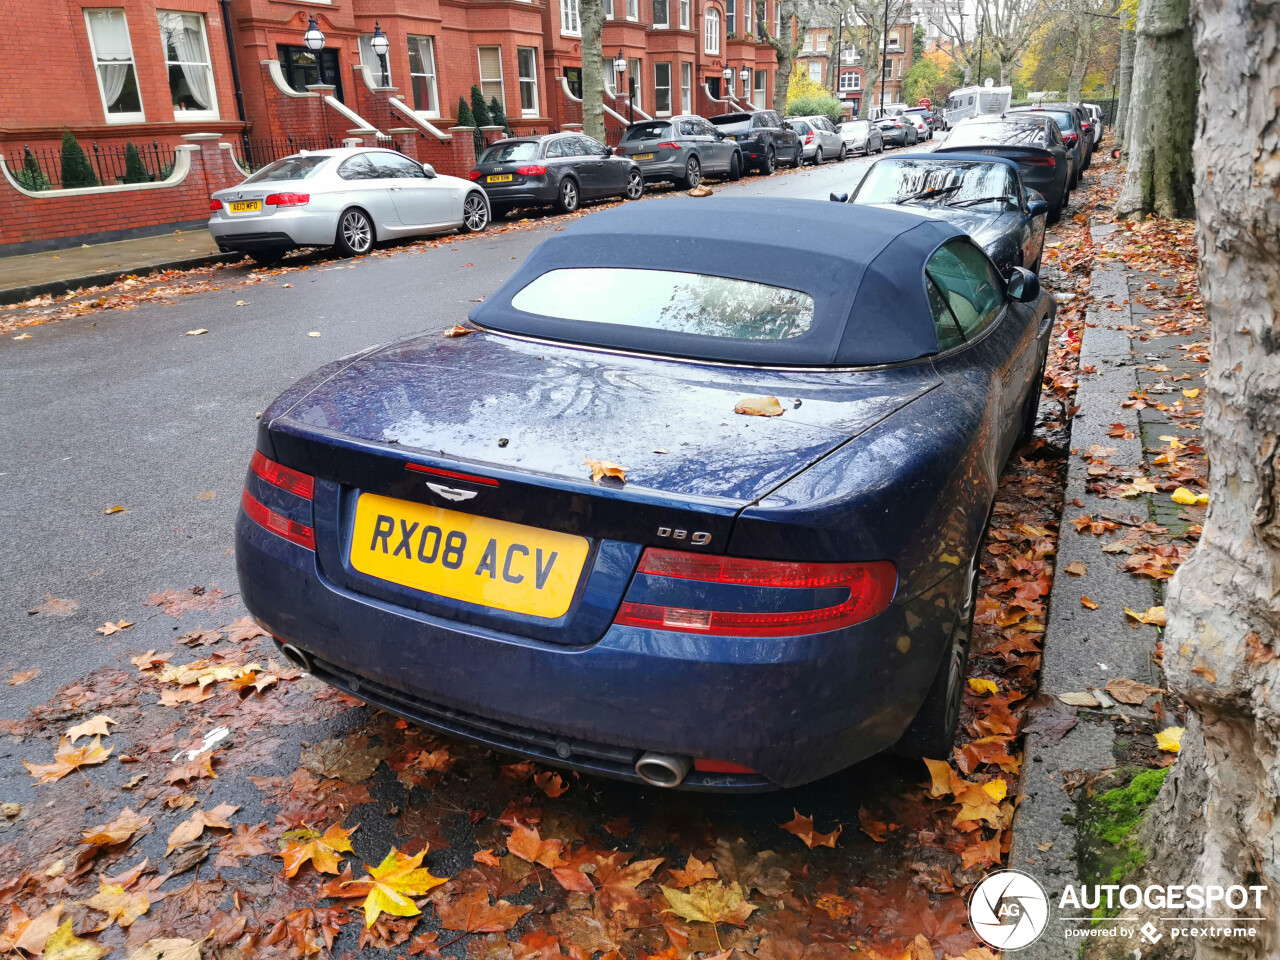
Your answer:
(832, 154), (1048, 275)
(236, 199), (1053, 791)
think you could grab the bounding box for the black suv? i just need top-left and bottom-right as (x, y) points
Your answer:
(707, 110), (802, 174)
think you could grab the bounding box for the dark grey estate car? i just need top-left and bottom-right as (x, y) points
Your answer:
(470, 133), (644, 217)
(615, 116), (744, 188)
(707, 110), (802, 174)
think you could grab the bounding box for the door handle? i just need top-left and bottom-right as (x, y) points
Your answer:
(390, 186), (402, 191)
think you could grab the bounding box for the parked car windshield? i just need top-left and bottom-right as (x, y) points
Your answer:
(623, 121), (673, 142)
(947, 120), (1050, 148)
(708, 114), (753, 134)
(853, 159), (1018, 208)
(243, 156), (329, 183)
(1015, 109), (1077, 132)
(479, 141), (542, 163)
(840, 121), (871, 135)
(510, 267), (814, 341)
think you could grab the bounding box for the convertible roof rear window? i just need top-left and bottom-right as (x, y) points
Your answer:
(510, 268), (814, 341)
(244, 156), (328, 183)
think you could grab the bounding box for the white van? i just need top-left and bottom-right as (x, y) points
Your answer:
(942, 83), (1012, 129)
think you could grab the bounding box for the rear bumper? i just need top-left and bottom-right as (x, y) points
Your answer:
(208, 209), (337, 249)
(479, 181), (559, 206)
(634, 159), (687, 180)
(236, 508), (953, 790)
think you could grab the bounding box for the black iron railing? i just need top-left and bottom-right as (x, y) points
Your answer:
(6, 139), (178, 190)
(234, 135), (340, 172)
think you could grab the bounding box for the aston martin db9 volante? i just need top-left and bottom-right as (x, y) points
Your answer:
(235, 199), (1054, 791)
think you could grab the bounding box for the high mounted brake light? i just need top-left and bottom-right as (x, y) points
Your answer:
(613, 548), (896, 638)
(250, 450), (315, 499)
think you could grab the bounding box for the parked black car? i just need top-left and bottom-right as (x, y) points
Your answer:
(1008, 105), (1088, 184)
(707, 110), (802, 174)
(831, 154), (1048, 276)
(470, 133), (644, 217)
(935, 114), (1074, 223)
(615, 116), (743, 188)
(877, 115), (918, 147)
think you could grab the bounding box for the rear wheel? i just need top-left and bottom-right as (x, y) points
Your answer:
(624, 169), (644, 200)
(727, 152), (742, 181)
(461, 192), (489, 233)
(680, 156), (702, 189)
(556, 178), (580, 213)
(759, 146), (776, 175)
(335, 208), (374, 257)
(1048, 198), (1063, 225)
(894, 552), (979, 760)
(838, 143), (848, 161)
(813, 146), (824, 165)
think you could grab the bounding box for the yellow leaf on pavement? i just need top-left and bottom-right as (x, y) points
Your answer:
(981, 779), (1008, 802)
(23, 737), (113, 784)
(967, 678), (998, 696)
(348, 847), (448, 928)
(82, 807), (150, 846)
(278, 823), (357, 877)
(1182, 388), (1199, 399)
(85, 880), (150, 928)
(96, 621), (133, 636)
(42, 920), (109, 960)
(1155, 727), (1184, 753)
(66, 715), (116, 744)
(1081, 596), (1099, 610)
(660, 880), (757, 927)
(123, 939), (201, 960)
(1171, 487), (1208, 506)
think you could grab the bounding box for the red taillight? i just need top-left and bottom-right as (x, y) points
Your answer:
(656, 141), (681, 150)
(1064, 133), (1078, 146)
(1024, 156), (1056, 167)
(250, 450), (315, 499)
(468, 170), (483, 180)
(805, 132), (815, 144)
(694, 759), (759, 774)
(241, 490), (315, 550)
(209, 199), (223, 211)
(612, 549), (897, 637)
(516, 165), (547, 176)
(1082, 122), (1092, 131)
(265, 192), (309, 207)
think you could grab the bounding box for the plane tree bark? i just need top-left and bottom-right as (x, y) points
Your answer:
(1143, 0), (1280, 956)
(580, 0), (607, 143)
(757, 0), (810, 115)
(1114, 0), (1195, 218)
(1114, 22), (1135, 143)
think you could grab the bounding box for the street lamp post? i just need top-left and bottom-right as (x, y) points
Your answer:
(722, 64), (733, 100)
(370, 21), (390, 88)
(975, 14), (985, 85)
(303, 14), (326, 87)
(739, 64), (751, 106)
(614, 51), (631, 123)
(878, 0), (889, 113)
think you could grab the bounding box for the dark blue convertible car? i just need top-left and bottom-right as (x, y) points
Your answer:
(235, 199), (1054, 791)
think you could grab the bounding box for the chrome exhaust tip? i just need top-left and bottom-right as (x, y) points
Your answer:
(278, 642), (312, 674)
(635, 752), (692, 788)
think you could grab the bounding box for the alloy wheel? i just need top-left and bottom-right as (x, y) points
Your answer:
(685, 157), (701, 188)
(341, 211), (372, 254)
(559, 179), (579, 212)
(814, 147), (823, 165)
(764, 147), (775, 173)
(462, 194), (488, 232)
(625, 170), (644, 200)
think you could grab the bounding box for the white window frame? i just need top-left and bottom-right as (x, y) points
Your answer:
(679, 0), (691, 29)
(407, 35), (440, 117)
(705, 7), (720, 53)
(653, 0), (669, 28)
(85, 8), (144, 123)
(808, 61), (822, 82)
(888, 30), (900, 49)
(517, 46), (539, 117)
(773, 0), (780, 39)
(680, 61), (692, 113)
(654, 61), (672, 115)
(158, 11), (218, 121)
(626, 0), (639, 20)
(753, 68), (766, 108)
(560, 0), (581, 36)
(628, 57), (642, 109)
(725, 0), (735, 35)
(838, 70), (855, 91)
(816, 31), (827, 51)
(477, 46), (505, 108)
(605, 0), (614, 17)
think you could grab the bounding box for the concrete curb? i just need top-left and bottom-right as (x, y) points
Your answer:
(0, 251), (242, 307)
(1009, 223), (1162, 960)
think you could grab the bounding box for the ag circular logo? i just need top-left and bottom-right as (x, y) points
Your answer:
(969, 870), (1049, 950)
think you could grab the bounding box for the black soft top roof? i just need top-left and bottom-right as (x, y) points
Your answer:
(469, 198), (964, 366)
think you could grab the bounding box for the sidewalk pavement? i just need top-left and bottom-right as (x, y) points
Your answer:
(0, 230), (234, 305)
(1012, 214), (1195, 957)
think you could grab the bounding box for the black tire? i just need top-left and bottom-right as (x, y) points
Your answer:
(727, 152), (742, 181)
(813, 146), (824, 166)
(249, 249), (285, 267)
(461, 192), (489, 233)
(556, 178), (580, 213)
(894, 553), (979, 760)
(334, 208), (374, 257)
(1047, 199), (1063, 225)
(623, 168), (644, 200)
(1015, 348), (1049, 449)
(759, 146), (776, 175)
(838, 144), (848, 161)
(788, 145), (802, 168)
(680, 156), (702, 190)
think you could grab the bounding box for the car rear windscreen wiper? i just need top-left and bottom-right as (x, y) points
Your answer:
(894, 183), (964, 205)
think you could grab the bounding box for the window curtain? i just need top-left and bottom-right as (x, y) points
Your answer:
(90, 10), (132, 108)
(171, 16), (211, 109)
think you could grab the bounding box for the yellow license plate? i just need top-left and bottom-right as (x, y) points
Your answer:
(487, 174), (514, 183)
(229, 200), (261, 213)
(633, 153), (655, 161)
(350, 493), (590, 619)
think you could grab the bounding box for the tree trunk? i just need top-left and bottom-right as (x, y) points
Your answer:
(1066, 23), (1091, 102)
(580, 0), (606, 143)
(1114, 25), (1135, 143)
(1149, 0), (1280, 954)
(1114, 0), (1196, 218)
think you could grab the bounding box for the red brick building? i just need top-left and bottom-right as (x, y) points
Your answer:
(1, 0), (783, 169)
(792, 20), (914, 117)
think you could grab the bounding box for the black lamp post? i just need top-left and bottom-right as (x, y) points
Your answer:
(370, 21), (390, 88)
(739, 64), (751, 104)
(877, 0), (889, 112)
(303, 14), (326, 85)
(721, 63), (733, 98)
(614, 50), (632, 122)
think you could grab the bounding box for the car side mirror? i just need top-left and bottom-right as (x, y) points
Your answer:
(601, 145), (613, 156)
(1006, 266), (1041, 301)
(421, 163), (437, 178)
(829, 192), (849, 203)
(1026, 193), (1048, 218)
